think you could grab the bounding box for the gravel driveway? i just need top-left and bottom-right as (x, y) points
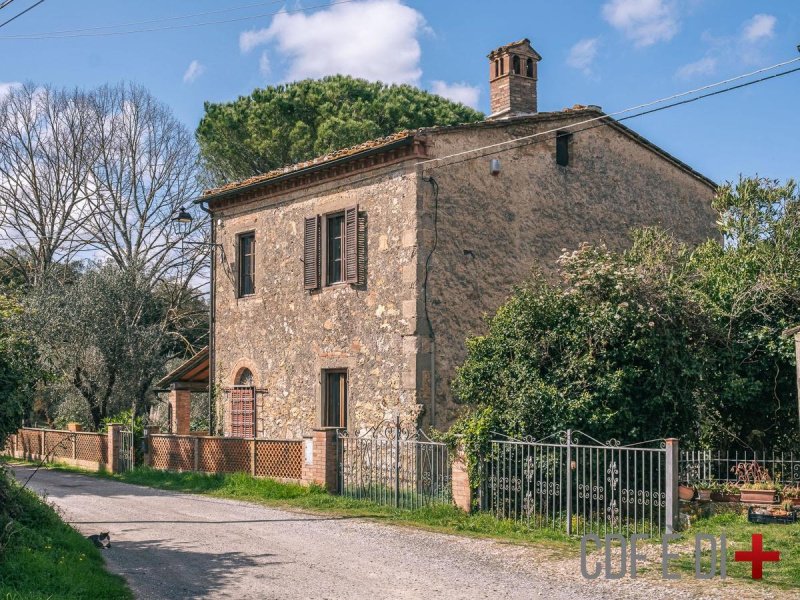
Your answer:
(11, 466), (785, 599)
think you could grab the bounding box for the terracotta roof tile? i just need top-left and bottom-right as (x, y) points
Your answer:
(202, 130), (414, 198)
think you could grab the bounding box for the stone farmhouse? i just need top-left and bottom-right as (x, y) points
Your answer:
(162, 39), (717, 440)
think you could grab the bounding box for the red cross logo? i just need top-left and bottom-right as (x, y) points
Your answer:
(734, 533), (780, 579)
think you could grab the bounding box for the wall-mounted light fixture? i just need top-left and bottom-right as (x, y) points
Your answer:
(490, 158), (501, 176)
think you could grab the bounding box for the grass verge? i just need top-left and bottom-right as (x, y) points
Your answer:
(0, 469), (132, 599)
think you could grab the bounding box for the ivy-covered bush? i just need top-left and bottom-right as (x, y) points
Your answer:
(446, 177), (800, 484)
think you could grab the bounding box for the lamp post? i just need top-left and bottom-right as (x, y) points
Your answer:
(172, 205), (221, 435)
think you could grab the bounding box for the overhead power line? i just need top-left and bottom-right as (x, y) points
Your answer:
(0, 0), (43, 30)
(420, 56), (800, 171)
(0, 0), (356, 39)
(0, 1), (17, 12)
(2, 0), (285, 36)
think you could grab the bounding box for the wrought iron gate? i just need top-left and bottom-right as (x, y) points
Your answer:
(338, 417), (451, 508)
(119, 428), (134, 473)
(484, 430), (674, 535)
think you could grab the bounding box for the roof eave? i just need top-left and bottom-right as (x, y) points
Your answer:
(195, 135), (416, 207)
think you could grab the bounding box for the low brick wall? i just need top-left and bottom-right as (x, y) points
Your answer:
(147, 434), (305, 482)
(3, 428), (109, 472)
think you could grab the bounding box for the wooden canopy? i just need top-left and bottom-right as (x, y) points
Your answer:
(155, 347), (209, 391)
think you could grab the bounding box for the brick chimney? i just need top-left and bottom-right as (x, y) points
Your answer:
(487, 39), (542, 119)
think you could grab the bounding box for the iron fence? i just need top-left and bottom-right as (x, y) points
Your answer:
(338, 417), (451, 509)
(680, 450), (800, 486)
(483, 430), (677, 536)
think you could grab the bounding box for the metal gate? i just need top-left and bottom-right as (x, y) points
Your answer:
(119, 428), (134, 472)
(484, 430), (675, 535)
(338, 417), (451, 508)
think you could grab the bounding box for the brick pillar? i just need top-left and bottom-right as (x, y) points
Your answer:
(169, 388), (191, 435)
(67, 422), (82, 432)
(451, 446), (472, 513)
(309, 429), (338, 493)
(106, 424), (121, 473)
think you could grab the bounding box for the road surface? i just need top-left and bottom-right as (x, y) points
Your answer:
(11, 465), (779, 599)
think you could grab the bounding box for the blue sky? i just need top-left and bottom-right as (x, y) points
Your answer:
(1, 0), (798, 184)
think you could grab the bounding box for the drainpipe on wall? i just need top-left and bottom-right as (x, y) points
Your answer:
(421, 175), (440, 430)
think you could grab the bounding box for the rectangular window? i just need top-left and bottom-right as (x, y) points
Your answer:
(326, 213), (345, 285)
(322, 370), (347, 428)
(556, 131), (572, 167)
(238, 233), (255, 297)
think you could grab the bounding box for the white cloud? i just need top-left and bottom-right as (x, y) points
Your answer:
(182, 60), (205, 84)
(0, 81), (21, 97)
(675, 56), (717, 79)
(602, 0), (679, 47)
(566, 38), (599, 73)
(259, 51), (271, 77)
(430, 81), (479, 109)
(240, 28), (271, 54)
(239, 0), (426, 84)
(742, 14), (776, 43)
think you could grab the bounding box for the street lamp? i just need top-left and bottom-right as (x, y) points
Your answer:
(172, 206), (193, 235)
(171, 204), (222, 435)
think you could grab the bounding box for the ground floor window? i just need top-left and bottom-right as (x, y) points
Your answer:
(322, 370), (347, 428)
(230, 382), (255, 438)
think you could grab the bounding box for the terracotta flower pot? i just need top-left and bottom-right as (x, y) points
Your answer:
(740, 488), (777, 504)
(679, 485), (695, 501)
(788, 497), (800, 507)
(711, 490), (742, 502)
(697, 489), (713, 501)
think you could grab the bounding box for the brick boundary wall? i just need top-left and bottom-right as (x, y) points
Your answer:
(3, 427), (112, 472)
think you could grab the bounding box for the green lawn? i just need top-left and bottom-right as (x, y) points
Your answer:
(671, 511), (800, 590)
(0, 471), (131, 600)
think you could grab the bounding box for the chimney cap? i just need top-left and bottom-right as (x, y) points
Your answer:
(487, 38), (542, 61)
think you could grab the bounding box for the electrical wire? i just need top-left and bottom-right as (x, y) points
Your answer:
(0, 0), (356, 39)
(0, 0), (43, 30)
(1, 0), (285, 36)
(0, 1), (17, 12)
(420, 61), (800, 172)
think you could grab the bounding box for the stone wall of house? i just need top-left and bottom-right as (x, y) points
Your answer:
(212, 160), (422, 439)
(418, 112), (718, 427)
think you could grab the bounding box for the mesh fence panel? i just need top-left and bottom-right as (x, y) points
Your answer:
(254, 440), (303, 479)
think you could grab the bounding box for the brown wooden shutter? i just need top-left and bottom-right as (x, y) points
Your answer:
(344, 205), (358, 284)
(357, 212), (367, 285)
(303, 216), (319, 290)
(230, 387), (255, 438)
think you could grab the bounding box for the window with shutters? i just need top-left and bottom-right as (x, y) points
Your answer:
(231, 368), (255, 437)
(304, 205), (360, 290)
(322, 369), (347, 428)
(326, 213), (345, 285)
(237, 232), (256, 297)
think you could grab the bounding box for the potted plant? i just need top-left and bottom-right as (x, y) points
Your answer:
(711, 482), (741, 503)
(780, 485), (800, 507)
(696, 481), (716, 502)
(732, 461), (778, 504)
(679, 463), (699, 501)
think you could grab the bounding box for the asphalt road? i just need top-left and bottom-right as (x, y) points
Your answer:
(11, 466), (781, 600)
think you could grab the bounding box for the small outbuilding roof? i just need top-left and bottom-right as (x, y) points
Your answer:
(155, 347), (209, 391)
